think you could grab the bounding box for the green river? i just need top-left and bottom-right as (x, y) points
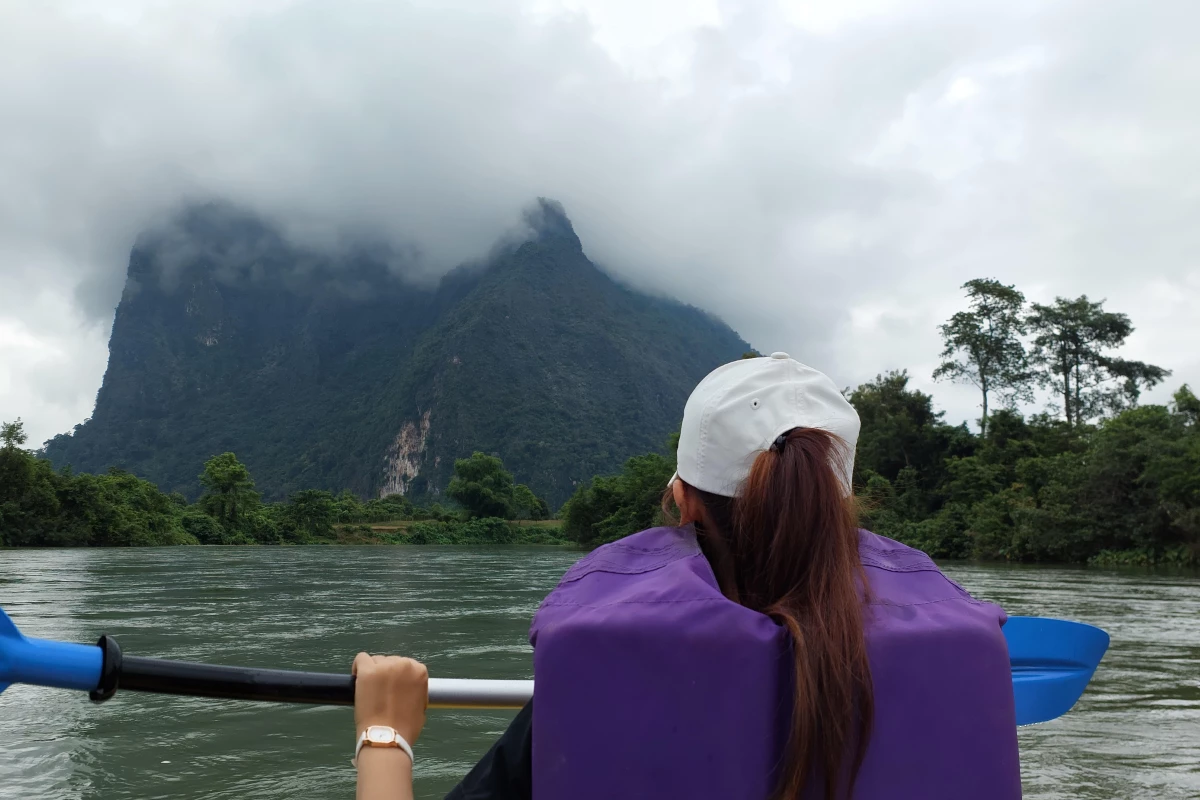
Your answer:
(1, 546), (1197, 799)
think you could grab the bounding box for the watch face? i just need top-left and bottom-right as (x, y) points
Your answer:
(366, 726), (393, 744)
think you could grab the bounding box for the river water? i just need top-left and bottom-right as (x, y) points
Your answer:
(0, 546), (1197, 799)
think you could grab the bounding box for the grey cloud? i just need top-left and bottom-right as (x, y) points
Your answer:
(1, 0), (1198, 445)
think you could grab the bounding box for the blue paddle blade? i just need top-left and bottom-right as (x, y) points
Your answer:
(0, 608), (103, 694)
(0, 608), (22, 697)
(0, 608), (21, 639)
(1004, 616), (1110, 726)
(0, 607), (15, 696)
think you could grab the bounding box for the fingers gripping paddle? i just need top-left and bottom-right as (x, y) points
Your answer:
(0, 608), (1106, 724)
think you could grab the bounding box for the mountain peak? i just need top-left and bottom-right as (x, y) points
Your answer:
(44, 198), (751, 506)
(524, 198), (580, 246)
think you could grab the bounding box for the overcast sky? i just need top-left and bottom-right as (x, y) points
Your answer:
(2, 0), (1197, 447)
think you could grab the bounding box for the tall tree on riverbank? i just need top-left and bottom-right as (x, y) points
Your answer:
(446, 452), (516, 519)
(283, 489), (337, 539)
(512, 483), (550, 520)
(198, 452), (260, 531)
(1026, 296), (1169, 426)
(849, 371), (963, 483)
(933, 279), (1032, 437)
(0, 419), (59, 545)
(1, 418), (27, 450)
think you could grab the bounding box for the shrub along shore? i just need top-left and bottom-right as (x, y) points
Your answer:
(334, 518), (568, 546)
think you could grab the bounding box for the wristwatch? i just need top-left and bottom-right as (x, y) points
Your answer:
(352, 725), (414, 768)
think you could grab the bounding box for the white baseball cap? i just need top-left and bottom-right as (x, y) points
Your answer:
(670, 352), (860, 497)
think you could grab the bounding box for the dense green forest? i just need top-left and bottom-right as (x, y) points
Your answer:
(5, 279), (1198, 565)
(562, 381), (1200, 566)
(0, 433), (561, 547)
(564, 282), (1199, 567)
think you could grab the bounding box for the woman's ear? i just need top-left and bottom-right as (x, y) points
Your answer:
(672, 479), (700, 526)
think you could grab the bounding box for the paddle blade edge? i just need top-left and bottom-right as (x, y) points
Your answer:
(1004, 616), (1110, 726)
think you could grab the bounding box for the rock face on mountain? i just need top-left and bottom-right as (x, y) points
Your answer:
(43, 201), (752, 507)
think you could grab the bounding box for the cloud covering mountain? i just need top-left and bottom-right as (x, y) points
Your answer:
(2, 0), (1197, 444)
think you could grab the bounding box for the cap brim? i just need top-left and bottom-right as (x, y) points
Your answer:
(667, 470), (679, 489)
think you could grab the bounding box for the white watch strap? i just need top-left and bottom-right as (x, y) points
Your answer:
(352, 727), (414, 768)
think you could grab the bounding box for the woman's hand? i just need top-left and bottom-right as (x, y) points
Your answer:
(352, 652), (429, 745)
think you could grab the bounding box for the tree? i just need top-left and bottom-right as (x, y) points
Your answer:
(562, 451), (674, 545)
(283, 489), (336, 540)
(1, 417), (200, 548)
(198, 453), (260, 531)
(1026, 296), (1170, 426)
(180, 509), (226, 544)
(933, 279), (1032, 436)
(847, 371), (968, 501)
(1172, 384), (1200, 427)
(512, 484), (550, 520)
(333, 490), (365, 523)
(446, 452), (515, 519)
(0, 419), (63, 546)
(2, 418), (28, 450)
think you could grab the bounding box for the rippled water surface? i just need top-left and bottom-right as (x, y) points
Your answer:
(1, 547), (1197, 799)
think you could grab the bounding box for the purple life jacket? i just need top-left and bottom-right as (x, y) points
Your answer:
(530, 526), (1021, 799)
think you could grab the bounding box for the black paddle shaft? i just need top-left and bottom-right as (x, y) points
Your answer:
(121, 655), (355, 705)
(92, 634), (354, 706)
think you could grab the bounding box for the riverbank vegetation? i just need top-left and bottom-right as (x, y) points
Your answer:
(564, 384), (1200, 566)
(4, 281), (1198, 564)
(0, 433), (563, 546)
(564, 284), (1199, 567)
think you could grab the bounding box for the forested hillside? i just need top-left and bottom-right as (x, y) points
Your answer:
(41, 200), (750, 507)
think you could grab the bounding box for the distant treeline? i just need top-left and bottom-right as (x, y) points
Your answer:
(0, 435), (559, 547)
(4, 280), (1198, 564)
(563, 283), (1199, 567)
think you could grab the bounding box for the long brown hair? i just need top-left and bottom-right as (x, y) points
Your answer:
(663, 427), (873, 800)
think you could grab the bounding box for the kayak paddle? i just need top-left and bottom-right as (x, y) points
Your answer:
(0, 608), (528, 709)
(1002, 615), (1111, 726)
(0, 608), (1106, 724)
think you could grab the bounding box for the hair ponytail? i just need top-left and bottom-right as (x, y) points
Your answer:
(664, 427), (873, 800)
